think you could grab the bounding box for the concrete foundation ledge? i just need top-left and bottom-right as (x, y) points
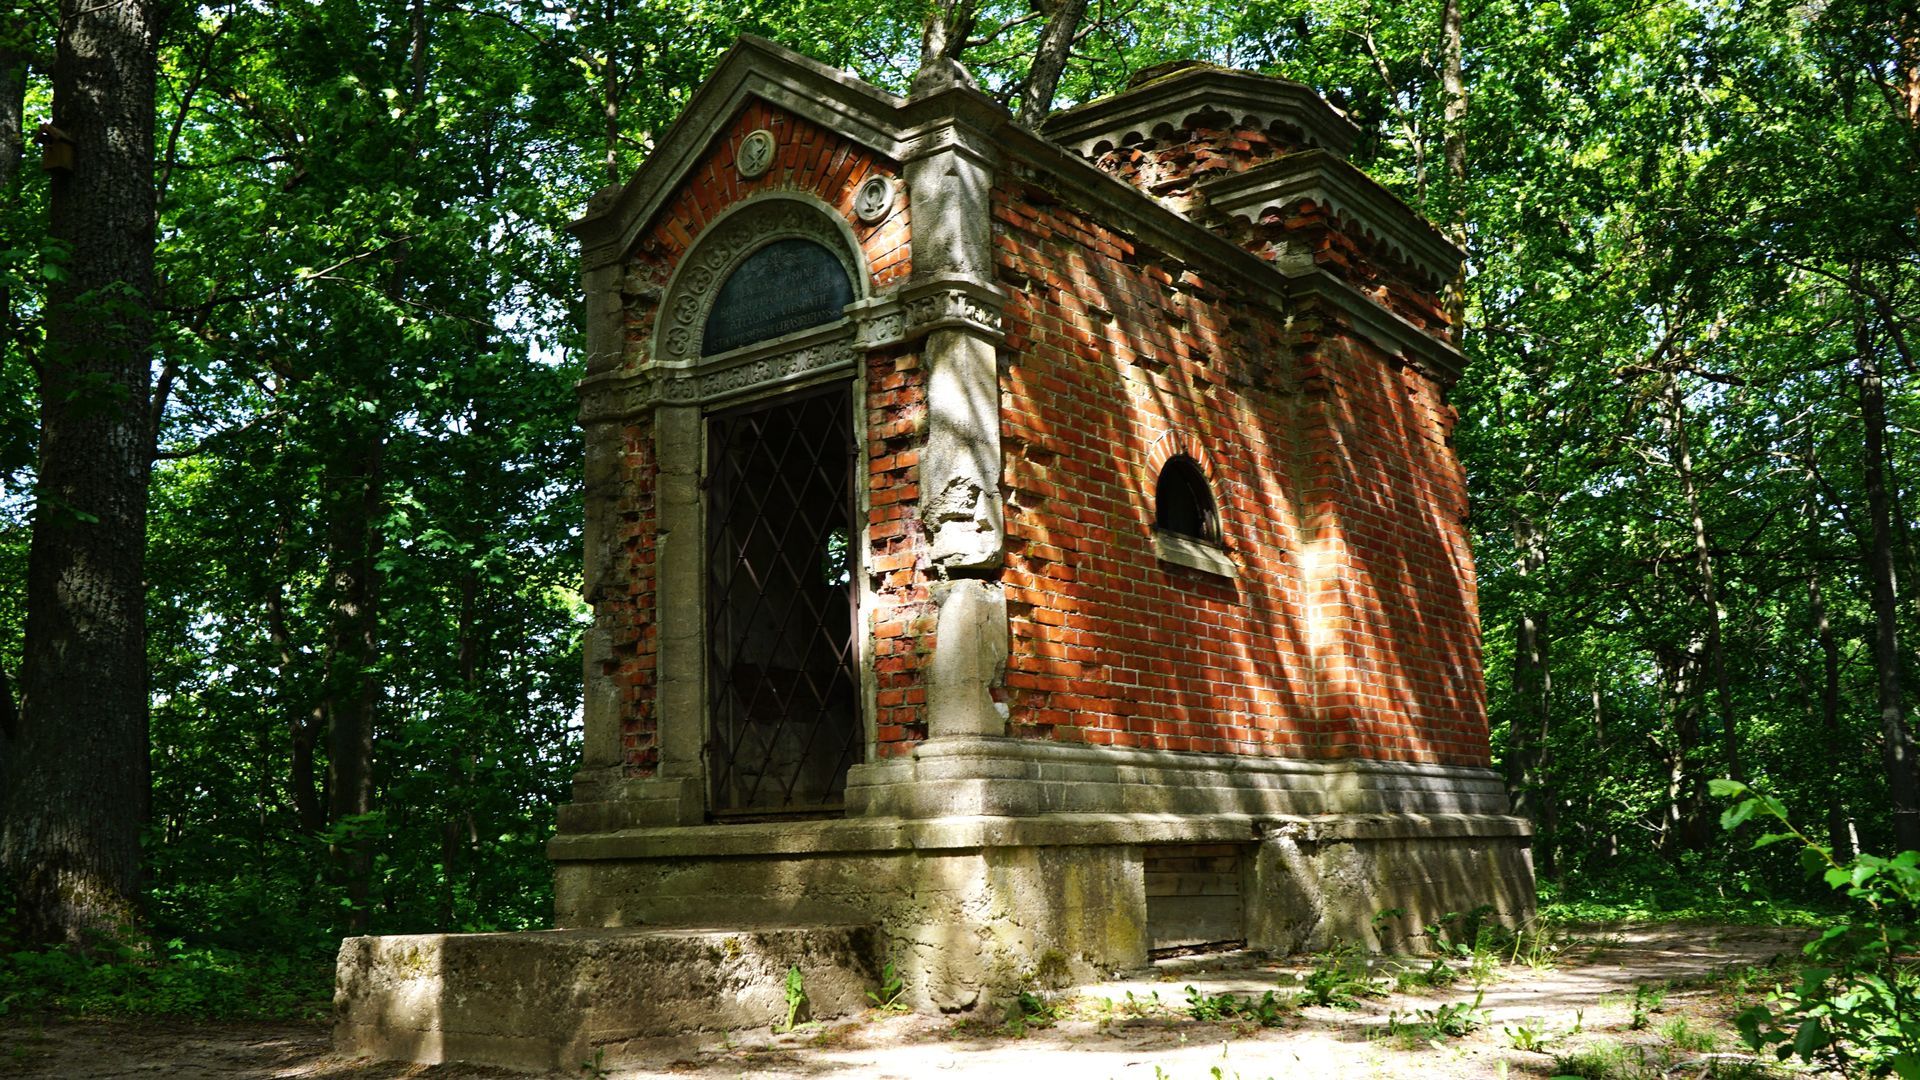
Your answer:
(546, 810), (1531, 861)
(333, 924), (879, 1072)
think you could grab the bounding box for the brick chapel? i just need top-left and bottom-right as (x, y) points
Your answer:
(556, 36), (1533, 1008)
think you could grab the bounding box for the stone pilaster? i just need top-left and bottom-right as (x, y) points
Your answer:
(900, 69), (1012, 743)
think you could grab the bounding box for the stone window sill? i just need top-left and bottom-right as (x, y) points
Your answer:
(1154, 530), (1237, 580)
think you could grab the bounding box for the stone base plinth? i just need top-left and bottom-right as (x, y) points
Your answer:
(333, 925), (879, 1072)
(548, 811), (1535, 1012)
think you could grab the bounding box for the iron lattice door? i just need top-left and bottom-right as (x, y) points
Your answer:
(705, 383), (863, 816)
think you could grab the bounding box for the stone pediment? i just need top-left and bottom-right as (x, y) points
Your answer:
(568, 35), (915, 273)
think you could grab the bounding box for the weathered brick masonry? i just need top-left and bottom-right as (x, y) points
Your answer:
(599, 95), (1489, 773)
(990, 158), (1487, 766)
(554, 36), (1532, 1011)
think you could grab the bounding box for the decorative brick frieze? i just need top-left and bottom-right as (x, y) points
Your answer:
(1042, 63), (1360, 163)
(1199, 149), (1464, 293)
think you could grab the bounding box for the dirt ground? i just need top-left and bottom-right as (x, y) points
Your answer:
(0, 923), (1814, 1080)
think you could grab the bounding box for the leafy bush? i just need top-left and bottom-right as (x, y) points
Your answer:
(0, 937), (331, 1020)
(1715, 778), (1920, 1076)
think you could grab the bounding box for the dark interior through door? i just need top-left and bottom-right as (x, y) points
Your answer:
(705, 383), (861, 815)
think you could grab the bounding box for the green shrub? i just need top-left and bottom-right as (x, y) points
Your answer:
(0, 937), (331, 1020)
(1715, 778), (1920, 1077)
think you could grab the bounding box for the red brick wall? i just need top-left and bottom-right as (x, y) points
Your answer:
(603, 97), (1485, 776)
(604, 99), (921, 775)
(865, 349), (936, 756)
(990, 170), (1488, 767)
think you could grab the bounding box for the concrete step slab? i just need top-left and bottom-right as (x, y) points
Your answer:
(334, 924), (879, 1073)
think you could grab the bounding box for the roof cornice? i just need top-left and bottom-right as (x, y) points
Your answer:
(1198, 149), (1465, 290)
(992, 123), (1464, 382)
(1040, 67), (1361, 160)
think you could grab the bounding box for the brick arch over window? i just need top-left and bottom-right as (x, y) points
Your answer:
(1144, 430), (1236, 549)
(652, 191), (871, 367)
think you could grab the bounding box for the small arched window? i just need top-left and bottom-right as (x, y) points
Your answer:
(1153, 454), (1236, 579)
(1155, 455), (1218, 542)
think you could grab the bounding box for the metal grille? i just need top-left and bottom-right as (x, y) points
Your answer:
(705, 383), (862, 815)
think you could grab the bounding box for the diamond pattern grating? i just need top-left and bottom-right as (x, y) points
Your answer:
(705, 384), (862, 815)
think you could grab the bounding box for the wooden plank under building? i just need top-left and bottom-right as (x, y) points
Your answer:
(1144, 843), (1247, 951)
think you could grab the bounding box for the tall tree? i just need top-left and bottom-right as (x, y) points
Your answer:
(1, 0), (157, 944)
(1015, 0), (1091, 123)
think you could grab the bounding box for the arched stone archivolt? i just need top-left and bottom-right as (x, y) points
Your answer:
(1143, 428), (1239, 549)
(653, 191), (872, 368)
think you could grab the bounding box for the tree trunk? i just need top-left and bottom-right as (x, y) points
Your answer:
(1015, 0), (1090, 125)
(1, 44), (28, 433)
(1665, 372), (1739, 780)
(0, 0), (157, 947)
(1439, 0), (1467, 337)
(1592, 679), (1618, 860)
(1509, 506), (1554, 875)
(265, 578), (326, 835)
(0, 47), (23, 191)
(598, 0), (621, 184)
(324, 436), (384, 934)
(1659, 643), (1711, 855)
(920, 0), (976, 65)
(1857, 304), (1920, 851)
(1802, 443), (1854, 860)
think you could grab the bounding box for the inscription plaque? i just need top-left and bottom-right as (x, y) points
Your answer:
(702, 238), (855, 356)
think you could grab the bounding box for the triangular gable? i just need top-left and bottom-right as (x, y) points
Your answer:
(571, 36), (910, 272)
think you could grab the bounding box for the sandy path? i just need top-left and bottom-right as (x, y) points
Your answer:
(0, 924), (1810, 1079)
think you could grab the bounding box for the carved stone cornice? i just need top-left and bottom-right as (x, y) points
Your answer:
(578, 321), (859, 422)
(1199, 149), (1465, 289)
(900, 275), (1007, 341)
(1041, 66), (1360, 162)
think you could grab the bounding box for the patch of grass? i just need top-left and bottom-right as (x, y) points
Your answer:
(1550, 1041), (1653, 1080)
(1393, 955), (1460, 992)
(1182, 985), (1289, 1027)
(1549, 1038), (1773, 1080)
(1536, 863), (1832, 928)
(1658, 1016), (1717, 1053)
(1293, 941), (1387, 1008)
(1382, 989), (1488, 1047)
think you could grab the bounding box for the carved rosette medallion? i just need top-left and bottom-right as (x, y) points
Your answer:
(853, 176), (896, 224)
(736, 129), (776, 178)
